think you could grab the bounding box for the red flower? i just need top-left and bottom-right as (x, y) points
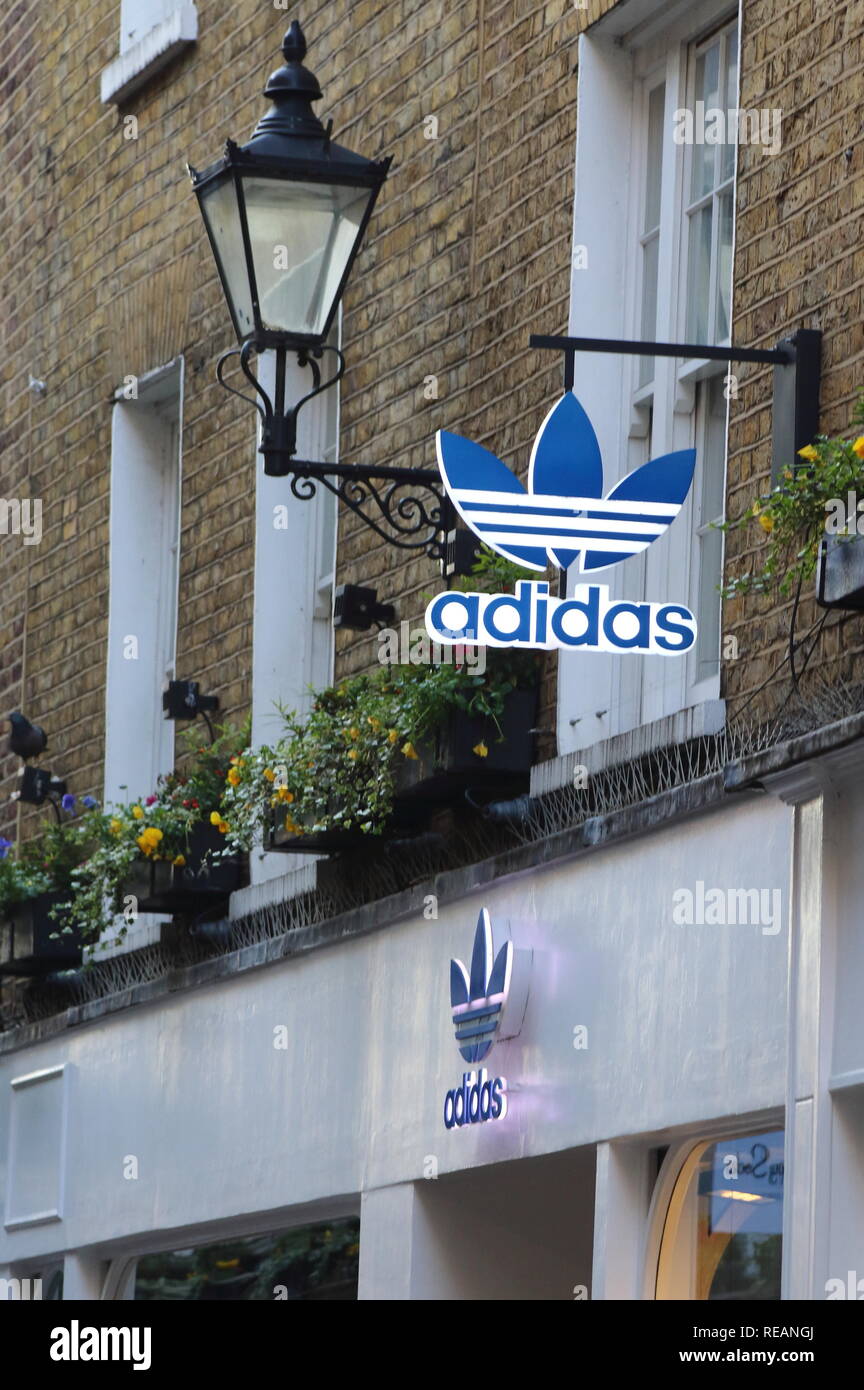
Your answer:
(191, 799), (199, 809)
(145, 795), (157, 806)
(182, 800), (191, 809)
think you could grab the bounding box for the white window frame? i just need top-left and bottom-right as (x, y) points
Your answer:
(558, 0), (739, 759)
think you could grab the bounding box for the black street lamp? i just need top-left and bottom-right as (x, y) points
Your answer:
(189, 20), (449, 561)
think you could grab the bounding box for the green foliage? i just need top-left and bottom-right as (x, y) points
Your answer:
(720, 400), (864, 598)
(453, 543), (543, 593)
(223, 656), (538, 846)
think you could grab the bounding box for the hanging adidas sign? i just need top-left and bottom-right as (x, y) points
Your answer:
(425, 393), (698, 655)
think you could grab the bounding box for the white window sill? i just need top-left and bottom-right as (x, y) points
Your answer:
(100, 5), (198, 106)
(531, 699), (727, 796)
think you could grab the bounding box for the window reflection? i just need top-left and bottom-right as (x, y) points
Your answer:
(656, 1129), (783, 1300)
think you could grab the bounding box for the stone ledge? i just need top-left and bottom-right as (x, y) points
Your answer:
(100, 7), (198, 106)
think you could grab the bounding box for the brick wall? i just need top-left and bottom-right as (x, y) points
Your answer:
(721, 0), (864, 719)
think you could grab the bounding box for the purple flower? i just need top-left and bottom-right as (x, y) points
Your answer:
(81, 796), (97, 810)
(0, 837), (12, 859)
(61, 794), (76, 812)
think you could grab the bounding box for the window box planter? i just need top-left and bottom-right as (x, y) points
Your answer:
(269, 684), (538, 854)
(123, 823), (247, 914)
(0, 893), (84, 977)
(816, 535), (864, 611)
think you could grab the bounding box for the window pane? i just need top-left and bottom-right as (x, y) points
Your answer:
(657, 1130), (784, 1300)
(686, 204), (713, 342)
(644, 82), (666, 233)
(690, 41), (720, 201)
(715, 190), (734, 342)
(639, 234), (659, 385)
(720, 26), (739, 184)
(133, 1217), (360, 1300)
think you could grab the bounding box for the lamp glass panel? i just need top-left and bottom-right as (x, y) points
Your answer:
(198, 177), (256, 339)
(241, 177), (371, 337)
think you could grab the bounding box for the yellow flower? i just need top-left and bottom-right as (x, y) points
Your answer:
(210, 811), (222, 826)
(276, 786), (294, 803)
(348, 726), (359, 740)
(401, 741), (419, 760)
(473, 741), (489, 758)
(367, 716), (381, 731)
(347, 749), (358, 761)
(797, 444), (819, 462)
(173, 854), (186, 867)
(388, 729), (399, 744)
(284, 816), (302, 835)
(263, 767), (276, 783)
(229, 755), (239, 765)
(136, 827), (163, 856)
(109, 818), (122, 835)
(853, 437), (864, 459)
(758, 513), (774, 534)
(132, 805), (144, 820)
(217, 820), (229, 834)
(227, 767), (241, 787)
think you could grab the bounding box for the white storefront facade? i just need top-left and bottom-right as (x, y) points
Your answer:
(3, 719), (863, 1301)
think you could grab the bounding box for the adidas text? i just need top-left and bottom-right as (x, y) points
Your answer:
(426, 581), (697, 655)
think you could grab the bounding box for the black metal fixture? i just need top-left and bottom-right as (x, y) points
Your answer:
(15, 766), (67, 823)
(530, 329), (822, 482)
(443, 527), (483, 579)
(189, 21), (450, 561)
(333, 584), (395, 631)
(7, 711), (47, 760)
(162, 681), (219, 739)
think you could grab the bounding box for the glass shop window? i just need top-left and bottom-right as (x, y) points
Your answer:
(133, 1216), (360, 1301)
(656, 1129), (784, 1300)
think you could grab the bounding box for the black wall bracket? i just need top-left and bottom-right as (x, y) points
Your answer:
(530, 330), (822, 484)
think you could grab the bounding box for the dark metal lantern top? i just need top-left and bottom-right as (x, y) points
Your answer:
(189, 20), (391, 349)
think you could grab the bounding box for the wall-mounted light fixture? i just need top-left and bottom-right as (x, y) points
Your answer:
(162, 680), (220, 740)
(189, 21), (450, 562)
(333, 583), (395, 631)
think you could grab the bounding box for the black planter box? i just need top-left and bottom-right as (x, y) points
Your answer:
(816, 534), (864, 610)
(124, 823), (246, 914)
(0, 892), (84, 977)
(270, 684), (537, 854)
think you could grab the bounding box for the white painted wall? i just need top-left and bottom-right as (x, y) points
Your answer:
(0, 793), (792, 1284)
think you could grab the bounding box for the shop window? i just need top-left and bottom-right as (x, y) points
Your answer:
(132, 1217), (360, 1301)
(655, 1129), (784, 1300)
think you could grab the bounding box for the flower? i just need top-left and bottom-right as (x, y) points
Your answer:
(217, 820), (229, 834)
(853, 437), (864, 459)
(758, 514), (774, 534)
(472, 741), (489, 758)
(227, 767), (241, 787)
(347, 749), (358, 761)
(797, 444), (820, 462)
(275, 787), (294, 804)
(0, 837), (13, 860)
(263, 768), (276, 783)
(387, 729), (399, 744)
(191, 799), (199, 809)
(109, 818), (122, 835)
(348, 726), (359, 740)
(136, 827), (164, 856)
(145, 795), (157, 806)
(210, 811), (222, 827)
(401, 741), (419, 760)
(81, 795), (97, 809)
(284, 816), (302, 835)
(367, 716), (381, 731)
(173, 855), (186, 868)
(61, 794), (76, 812)
(132, 805), (144, 820)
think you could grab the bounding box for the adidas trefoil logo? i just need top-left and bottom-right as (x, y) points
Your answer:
(436, 393), (696, 574)
(450, 908), (513, 1063)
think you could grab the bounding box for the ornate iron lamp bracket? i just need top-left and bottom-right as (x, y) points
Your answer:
(216, 343), (450, 561)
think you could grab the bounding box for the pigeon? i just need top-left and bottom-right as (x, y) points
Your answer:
(7, 711), (47, 759)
